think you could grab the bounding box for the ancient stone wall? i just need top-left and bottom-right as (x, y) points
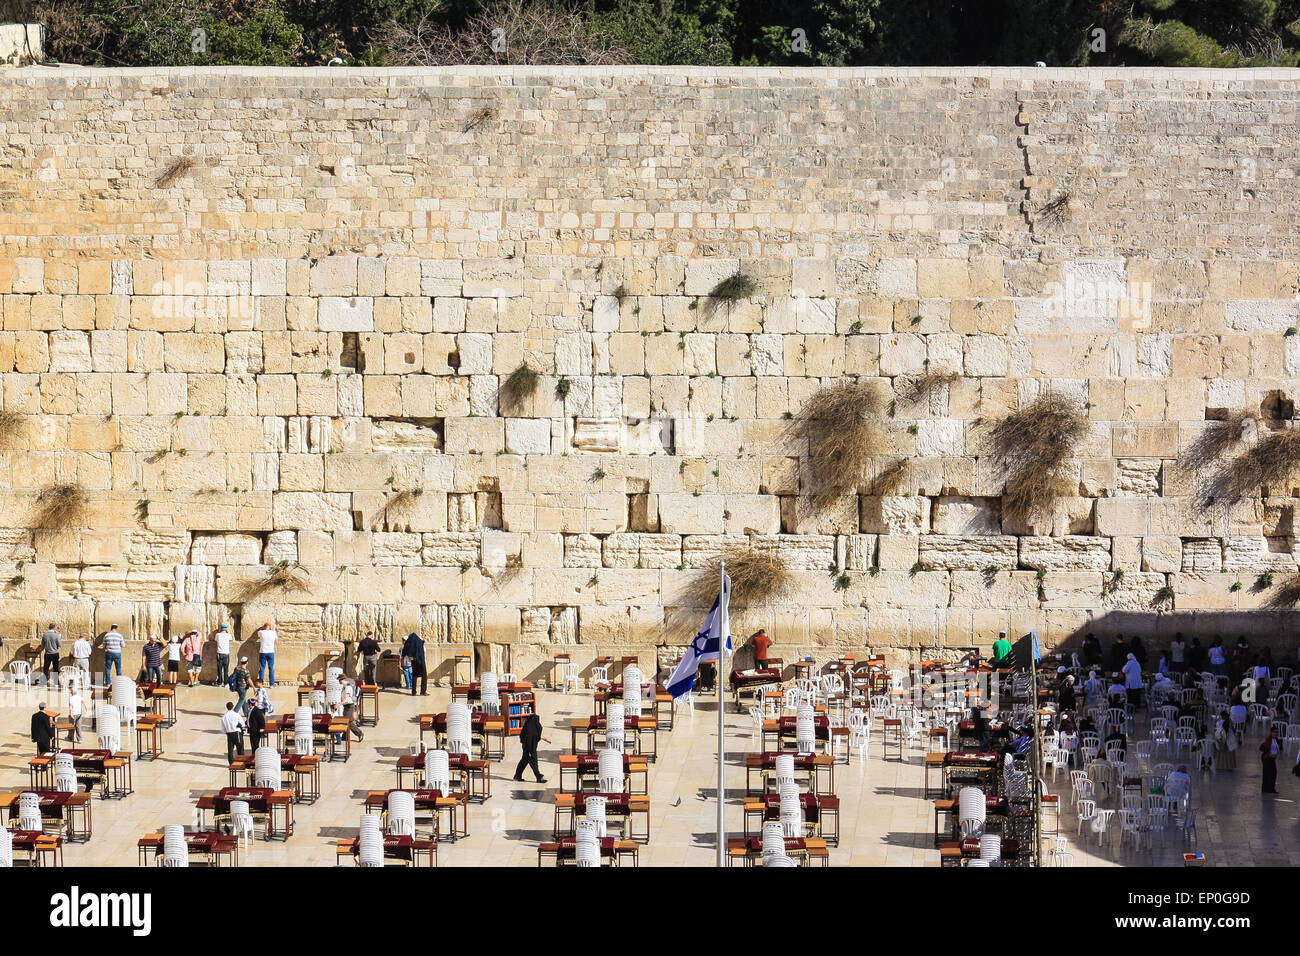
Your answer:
(2, 64), (1300, 679)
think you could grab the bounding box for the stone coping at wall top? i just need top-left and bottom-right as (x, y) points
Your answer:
(5, 63), (1300, 84)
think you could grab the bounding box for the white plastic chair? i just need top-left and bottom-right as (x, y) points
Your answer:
(585, 795), (608, 838)
(18, 792), (42, 832)
(562, 662), (580, 695)
(591, 666), (610, 691)
(162, 825), (189, 867)
(597, 747), (623, 794)
(309, 690), (326, 714)
(425, 749), (451, 792)
(8, 660), (32, 689)
(0, 827), (11, 868)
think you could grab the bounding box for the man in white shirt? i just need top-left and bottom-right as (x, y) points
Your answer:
(257, 622), (278, 686)
(214, 624), (233, 688)
(67, 687), (84, 743)
(71, 633), (92, 680)
(220, 701), (246, 763)
(1165, 765), (1191, 810)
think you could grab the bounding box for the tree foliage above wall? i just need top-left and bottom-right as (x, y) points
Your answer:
(3, 0), (1299, 69)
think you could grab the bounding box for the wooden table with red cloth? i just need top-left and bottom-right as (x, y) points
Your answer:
(32, 748), (110, 792)
(760, 714), (832, 753)
(743, 792), (840, 845)
(269, 712), (351, 761)
(8, 829), (62, 866)
(297, 680), (381, 724)
(0, 790), (92, 842)
(552, 791), (650, 843)
(136, 682), (177, 723)
(556, 752), (649, 794)
(418, 712), (508, 760)
(228, 752), (321, 802)
(363, 788), (469, 840)
(535, 835), (639, 867)
(942, 751), (1001, 794)
(137, 830), (240, 866)
(196, 786), (294, 840)
(596, 682), (673, 729)
(939, 836), (1021, 866)
(570, 714), (658, 760)
(394, 750), (491, 800)
(730, 667), (783, 712)
(337, 832), (436, 867)
(957, 719), (1010, 743)
(725, 835), (830, 866)
(451, 680), (532, 701)
(744, 751), (835, 796)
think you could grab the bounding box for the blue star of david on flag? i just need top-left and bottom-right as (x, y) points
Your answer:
(667, 570), (732, 699)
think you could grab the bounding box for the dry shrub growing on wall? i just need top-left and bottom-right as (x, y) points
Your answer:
(374, 487), (423, 531)
(788, 380), (890, 506)
(678, 543), (792, 611)
(237, 560), (310, 604)
(989, 393), (1088, 523)
(1183, 409), (1254, 474)
(872, 458), (910, 496)
(155, 156), (195, 188)
(1201, 427), (1300, 506)
(32, 484), (88, 531)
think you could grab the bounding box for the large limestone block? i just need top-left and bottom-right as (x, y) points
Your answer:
(1223, 536), (1297, 572)
(1181, 539), (1223, 572)
(918, 535), (1018, 570)
(444, 418), (504, 455)
(659, 494), (724, 535)
(1116, 459), (1161, 496)
(860, 496), (929, 535)
(949, 570), (1040, 609)
(1141, 536), (1181, 573)
(1019, 535), (1112, 571)
(932, 497), (1001, 535)
(272, 492), (352, 531)
(421, 532), (481, 568)
(1039, 571), (1103, 608)
(602, 533), (681, 569)
(79, 566), (175, 602)
(723, 495), (781, 535)
(123, 530), (190, 566)
(781, 495), (858, 535)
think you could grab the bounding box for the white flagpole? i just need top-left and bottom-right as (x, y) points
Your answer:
(717, 559), (726, 868)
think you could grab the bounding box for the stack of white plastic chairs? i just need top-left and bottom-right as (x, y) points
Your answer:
(607, 701), (626, 753)
(574, 819), (601, 867)
(774, 753), (796, 792)
(325, 678), (342, 714)
(958, 786), (986, 839)
(598, 747), (623, 794)
(111, 676), (138, 732)
(326, 666), (344, 685)
(54, 753), (76, 793)
(795, 704), (815, 754)
(424, 749), (451, 792)
(254, 746), (282, 790)
(0, 827), (11, 868)
(779, 783), (802, 838)
(386, 790), (416, 836)
(230, 800), (255, 848)
(479, 671), (500, 716)
(96, 704), (121, 752)
(445, 702), (472, 757)
(979, 833), (1002, 865)
(761, 821), (789, 866)
(358, 813), (383, 867)
(162, 825), (188, 867)
(18, 792), (41, 832)
(585, 795), (608, 838)
(309, 689), (326, 714)
(623, 666), (643, 720)
(294, 706), (314, 755)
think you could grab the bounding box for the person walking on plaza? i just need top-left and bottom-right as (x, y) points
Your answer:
(232, 657), (252, 715)
(221, 701), (246, 763)
(1260, 728), (1281, 794)
(71, 632), (92, 682)
(213, 623), (232, 688)
(256, 621), (278, 686)
(358, 630), (380, 686)
(141, 635), (163, 685)
(30, 702), (55, 756)
(513, 712), (550, 783)
(246, 678), (269, 720)
(39, 623), (62, 686)
(181, 629), (202, 687)
(338, 674), (364, 742)
(401, 631), (427, 696)
(246, 694), (267, 751)
(100, 624), (124, 684)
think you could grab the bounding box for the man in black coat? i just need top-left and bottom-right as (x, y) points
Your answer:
(401, 632), (427, 696)
(513, 713), (550, 783)
(30, 702), (55, 755)
(246, 696), (267, 751)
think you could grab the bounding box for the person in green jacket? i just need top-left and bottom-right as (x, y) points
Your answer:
(991, 631), (1013, 667)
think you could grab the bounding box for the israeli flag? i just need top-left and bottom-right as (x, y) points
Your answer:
(667, 571), (732, 699)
